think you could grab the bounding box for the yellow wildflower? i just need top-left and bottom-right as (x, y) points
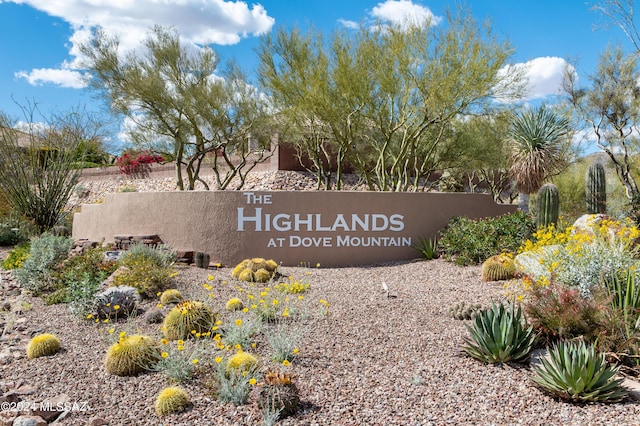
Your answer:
(161, 352), (169, 358)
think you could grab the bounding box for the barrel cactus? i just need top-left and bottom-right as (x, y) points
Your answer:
(160, 289), (183, 305)
(586, 163), (606, 214)
(163, 300), (217, 341)
(481, 254), (517, 282)
(232, 258), (278, 283)
(257, 370), (300, 419)
(104, 334), (160, 376)
(225, 297), (244, 311)
(26, 333), (61, 359)
(154, 386), (190, 416)
(537, 183), (559, 228)
(226, 351), (258, 375)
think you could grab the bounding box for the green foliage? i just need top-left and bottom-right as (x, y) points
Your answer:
(222, 316), (260, 349)
(531, 340), (628, 403)
(26, 333), (61, 359)
(0, 110), (95, 232)
(439, 211), (536, 266)
(509, 105), (571, 196)
(481, 254), (516, 282)
(586, 162), (607, 214)
(523, 283), (608, 345)
(122, 243), (176, 268)
(104, 334), (160, 376)
(463, 302), (536, 363)
(162, 300), (217, 341)
(552, 159), (588, 221)
(2, 242), (30, 270)
(412, 236), (439, 260)
(14, 233), (74, 294)
(114, 249), (175, 298)
(601, 270), (640, 366)
(537, 183), (560, 228)
(214, 360), (255, 406)
(81, 26), (274, 191)
(154, 387), (190, 416)
(0, 216), (33, 246)
(154, 340), (205, 383)
(258, 7), (525, 191)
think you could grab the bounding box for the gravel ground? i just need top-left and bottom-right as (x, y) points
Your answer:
(1, 259), (640, 426)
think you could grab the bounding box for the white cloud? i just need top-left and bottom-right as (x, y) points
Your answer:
(14, 68), (87, 89)
(338, 19), (359, 30)
(370, 0), (441, 27)
(517, 56), (571, 101)
(9, 0), (275, 87)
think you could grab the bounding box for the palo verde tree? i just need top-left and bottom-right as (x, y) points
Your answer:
(258, 7), (525, 191)
(0, 105), (103, 232)
(80, 25), (274, 190)
(563, 46), (640, 214)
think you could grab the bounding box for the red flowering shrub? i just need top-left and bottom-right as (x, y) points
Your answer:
(115, 150), (164, 176)
(523, 283), (610, 345)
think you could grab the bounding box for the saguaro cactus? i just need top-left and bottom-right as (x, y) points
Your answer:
(537, 183), (559, 228)
(586, 163), (606, 214)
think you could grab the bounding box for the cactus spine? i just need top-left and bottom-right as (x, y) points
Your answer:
(537, 183), (559, 228)
(586, 163), (606, 214)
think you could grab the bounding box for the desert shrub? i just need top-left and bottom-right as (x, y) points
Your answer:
(518, 218), (640, 296)
(523, 283), (609, 345)
(439, 211), (535, 266)
(0, 216), (34, 246)
(113, 250), (175, 298)
(2, 242), (30, 270)
(14, 233), (74, 294)
(122, 243), (176, 268)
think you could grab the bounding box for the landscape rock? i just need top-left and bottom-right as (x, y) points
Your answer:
(12, 415), (47, 426)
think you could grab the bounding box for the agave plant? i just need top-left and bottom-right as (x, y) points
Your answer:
(463, 302), (536, 363)
(531, 340), (628, 403)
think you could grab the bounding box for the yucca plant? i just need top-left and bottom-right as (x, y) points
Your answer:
(531, 340), (628, 403)
(463, 302), (536, 363)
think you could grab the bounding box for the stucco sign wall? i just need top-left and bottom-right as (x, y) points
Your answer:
(72, 190), (516, 267)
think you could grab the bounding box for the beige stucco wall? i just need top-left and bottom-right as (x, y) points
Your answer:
(72, 191), (516, 267)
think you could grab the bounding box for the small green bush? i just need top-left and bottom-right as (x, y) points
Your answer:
(114, 251), (175, 298)
(438, 211), (536, 266)
(122, 243), (176, 268)
(14, 233), (74, 294)
(2, 242), (30, 270)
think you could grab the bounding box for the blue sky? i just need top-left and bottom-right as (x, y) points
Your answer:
(0, 0), (634, 150)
